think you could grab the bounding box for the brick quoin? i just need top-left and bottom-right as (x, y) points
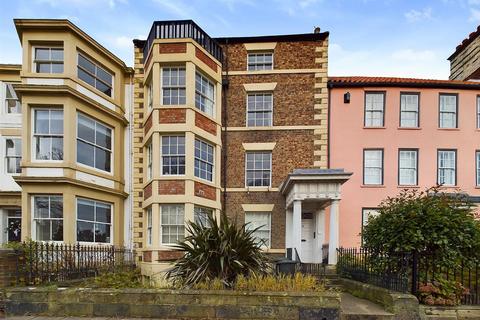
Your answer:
(144, 183), (152, 199)
(144, 113), (153, 135)
(143, 251), (152, 262)
(158, 180), (185, 195)
(159, 43), (187, 54)
(194, 181), (216, 200)
(195, 112), (217, 135)
(195, 47), (218, 72)
(159, 108), (186, 123)
(157, 250), (184, 261)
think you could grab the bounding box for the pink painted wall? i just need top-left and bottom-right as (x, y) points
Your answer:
(330, 86), (480, 248)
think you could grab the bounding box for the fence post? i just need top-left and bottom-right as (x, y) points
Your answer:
(411, 251), (418, 296)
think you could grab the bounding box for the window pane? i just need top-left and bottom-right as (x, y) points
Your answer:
(78, 55), (95, 74)
(51, 63), (64, 74)
(35, 137), (51, 160)
(77, 199), (95, 221)
(35, 110), (50, 134)
(34, 197), (50, 218)
(97, 67), (113, 86)
(78, 68), (96, 87)
(51, 49), (64, 61)
(35, 220), (51, 241)
(95, 223), (110, 243)
(51, 220), (63, 241)
(78, 114), (95, 143)
(96, 202), (111, 223)
(77, 221), (94, 242)
(35, 48), (50, 60)
(50, 110), (64, 134)
(50, 197), (63, 218)
(36, 63), (51, 73)
(51, 137), (63, 160)
(95, 123), (112, 150)
(77, 140), (95, 167)
(95, 147), (111, 172)
(96, 80), (112, 96)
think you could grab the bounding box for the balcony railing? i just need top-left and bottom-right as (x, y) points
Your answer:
(143, 20), (223, 64)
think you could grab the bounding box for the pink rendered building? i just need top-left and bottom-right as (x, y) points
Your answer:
(329, 77), (480, 248)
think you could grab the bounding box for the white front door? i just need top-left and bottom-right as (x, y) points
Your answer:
(301, 216), (314, 263)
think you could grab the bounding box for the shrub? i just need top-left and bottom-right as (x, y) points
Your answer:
(192, 273), (324, 292)
(418, 277), (469, 306)
(166, 213), (271, 287)
(86, 268), (146, 289)
(362, 187), (480, 267)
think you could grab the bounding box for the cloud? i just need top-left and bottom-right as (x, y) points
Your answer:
(274, 0), (322, 16)
(391, 49), (436, 61)
(216, 0), (255, 11)
(151, 0), (196, 19)
(404, 7), (432, 23)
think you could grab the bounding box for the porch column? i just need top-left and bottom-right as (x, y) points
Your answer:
(292, 200), (302, 261)
(328, 200), (339, 265)
(314, 209), (325, 263)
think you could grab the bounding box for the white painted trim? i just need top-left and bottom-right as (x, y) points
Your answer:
(26, 78), (64, 85)
(75, 171), (115, 189)
(243, 83), (277, 92)
(25, 167), (63, 177)
(242, 142), (276, 151)
(241, 204), (275, 212)
(244, 43), (277, 51)
(76, 84), (116, 111)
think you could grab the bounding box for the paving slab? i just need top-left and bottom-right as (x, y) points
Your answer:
(341, 292), (394, 316)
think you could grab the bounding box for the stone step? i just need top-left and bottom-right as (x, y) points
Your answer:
(341, 293), (394, 320)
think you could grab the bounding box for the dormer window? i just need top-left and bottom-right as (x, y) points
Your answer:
(77, 53), (113, 97)
(247, 52), (273, 71)
(34, 47), (64, 74)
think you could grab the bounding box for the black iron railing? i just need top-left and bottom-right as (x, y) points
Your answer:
(322, 243), (329, 264)
(15, 242), (135, 285)
(337, 248), (480, 305)
(337, 247), (410, 293)
(143, 20), (223, 63)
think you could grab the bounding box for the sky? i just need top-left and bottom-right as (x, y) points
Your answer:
(0, 0), (479, 79)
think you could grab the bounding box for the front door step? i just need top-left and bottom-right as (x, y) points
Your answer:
(341, 293), (394, 320)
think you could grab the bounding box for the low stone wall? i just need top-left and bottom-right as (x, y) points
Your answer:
(5, 287), (341, 319)
(421, 305), (480, 319)
(340, 278), (420, 320)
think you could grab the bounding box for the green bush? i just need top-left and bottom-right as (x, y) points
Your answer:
(362, 187), (480, 267)
(166, 213), (271, 288)
(192, 273), (325, 292)
(84, 268), (147, 289)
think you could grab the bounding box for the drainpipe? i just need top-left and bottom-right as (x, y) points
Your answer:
(221, 40), (229, 215)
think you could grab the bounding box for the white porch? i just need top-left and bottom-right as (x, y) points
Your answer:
(280, 169), (351, 265)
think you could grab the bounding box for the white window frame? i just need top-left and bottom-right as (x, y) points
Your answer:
(77, 53), (114, 98)
(363, 149), (383, 185)
(246, 92), (273, 127)
(364, 92), (385, 127)
(194, 138), (214, 182)
(32, 108), (64, 162)
(439, 94), (458, 129)
(245, 151), (272, 188)
(76, 112), (114, 174)
(398, 149), (418, 186)
(75, 197), (113, 245)
(400, 93), (419, 128)
(195, 71), (215, 117)
(161, 66), (186, 105)
(146, 207), (152, 246)
(4, 83), (21, 114)
(247, 52), (274, 71)
(146, 142), (153, 180)
(146, 81), (153, 111)
(245, 212), (271, 248)
(32, 46), (64, 74)
(32, 195), (63, 242)
(161, 135), (186, 176)
(437, 149), (456, 186)
(361, 208), (380, 242)
(160, 204), (185, 245)
(5, 137), (21, 175)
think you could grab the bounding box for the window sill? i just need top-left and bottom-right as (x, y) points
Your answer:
(363, 126), (386, 129)
(397, 185), (420, 188)
(360, 184), (385, 188)
(397, 127), (421, 130)
(437, 128), (460, 131)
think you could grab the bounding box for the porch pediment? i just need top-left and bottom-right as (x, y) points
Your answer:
(280, 168), (352, 208)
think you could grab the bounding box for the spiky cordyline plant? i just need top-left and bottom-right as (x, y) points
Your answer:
(165, 213), (271, 288)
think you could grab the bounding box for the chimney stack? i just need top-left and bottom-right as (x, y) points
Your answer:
(314, 26), (321, 34)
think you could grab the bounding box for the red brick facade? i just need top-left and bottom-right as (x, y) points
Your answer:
(157, 250), (184, 261)
(159, 43), (187, 54)
(195, 47), (218, 72)
(144, 113), (152, 135)
(194, 181), (216, 200)
(144, 182), (152, 199)
(159, 108), (186, 123)
(158, 180), (185, 195)
(143, 251), (152, 262)
(195, 112), (217, 135)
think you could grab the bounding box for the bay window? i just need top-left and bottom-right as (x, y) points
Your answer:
(34, 109), (63, 160)
(33, 195), (63, 241)
(77, 113), (112, 172)
(76, 198), (112, 243)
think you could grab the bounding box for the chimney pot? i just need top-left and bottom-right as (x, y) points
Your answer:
(314, 27), (321, 34)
